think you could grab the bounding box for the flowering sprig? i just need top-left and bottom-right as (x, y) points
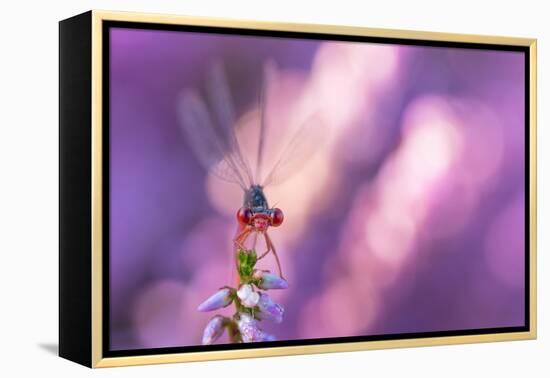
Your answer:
(197, 248), (288, 344)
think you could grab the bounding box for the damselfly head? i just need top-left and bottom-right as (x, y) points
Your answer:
(236, 207), (284, 230)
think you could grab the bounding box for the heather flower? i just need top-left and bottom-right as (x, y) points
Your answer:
(202, 315), (226, 345)
(198, 247), (288, 344)
(254, 270), (289, 290)
(237, 314), (275, 342)
(237, 284), (260, 308)
(197, 287), (233, 312)
(256, 292), (284, 323)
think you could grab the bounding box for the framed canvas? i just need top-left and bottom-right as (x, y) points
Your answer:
(59, 10), (537, 368)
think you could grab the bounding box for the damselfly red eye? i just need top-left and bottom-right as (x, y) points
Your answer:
(270, 208), (284, 227)
(237, 207), (252, 225)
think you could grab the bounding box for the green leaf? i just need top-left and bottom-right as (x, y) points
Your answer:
(237, 249), (257, 280)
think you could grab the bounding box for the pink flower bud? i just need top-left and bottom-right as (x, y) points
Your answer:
(237, 284), (260, 307)
(255, 270), (289, 290)
(257, 293), (284, 323)
(202, 315), (226, 345)
(237, 314), (274, 342)
(197, 287), (233, 312)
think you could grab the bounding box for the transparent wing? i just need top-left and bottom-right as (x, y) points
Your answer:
(254, 60), (277, 184)
(177, 89), (249, 189)
(261, 112), (327, 187)
(177, 62), (255, 190)
(205, 62), (254, 187)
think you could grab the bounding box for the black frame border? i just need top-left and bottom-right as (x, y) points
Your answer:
(101, 20), (531, 359)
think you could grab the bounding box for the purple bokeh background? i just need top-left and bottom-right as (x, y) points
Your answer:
(109, 27), (525, 350)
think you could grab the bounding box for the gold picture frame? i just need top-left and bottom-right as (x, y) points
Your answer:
(59, 9), (537, 368)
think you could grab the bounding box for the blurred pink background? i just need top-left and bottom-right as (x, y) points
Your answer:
(109, 27), (526, 350)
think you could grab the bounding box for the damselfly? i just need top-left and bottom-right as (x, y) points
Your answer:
(177, 60), (325, 280)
